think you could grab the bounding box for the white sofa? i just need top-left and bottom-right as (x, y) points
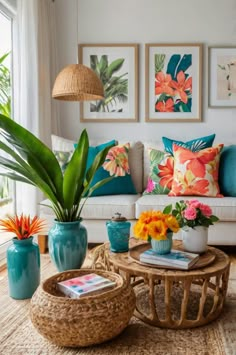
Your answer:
(39, 137), (236, 246)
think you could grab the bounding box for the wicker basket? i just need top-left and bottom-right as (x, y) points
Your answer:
(30, 269), (136, 347)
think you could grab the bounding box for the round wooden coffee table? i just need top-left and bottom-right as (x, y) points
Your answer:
(91, 239), (230, 329)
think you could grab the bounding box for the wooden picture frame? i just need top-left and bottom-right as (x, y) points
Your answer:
(79, 43), (139, 122)
(145, 43), (202, 122)
(208, 46), (236, 107)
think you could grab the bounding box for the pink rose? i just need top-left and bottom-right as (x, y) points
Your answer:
(199, 203), (212, 217)
(188, 199), (201, 208)
(184, 206), (197, 220)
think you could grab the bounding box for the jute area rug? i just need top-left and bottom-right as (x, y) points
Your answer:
(0, 254), (236, 355)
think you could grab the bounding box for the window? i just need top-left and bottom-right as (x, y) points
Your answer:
(0, 2), (15, 265)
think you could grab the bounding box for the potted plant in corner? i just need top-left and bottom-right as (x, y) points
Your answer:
(0, 214), (45, 299)
(0, 114), (116, 271)
(164, 199), (219, 253)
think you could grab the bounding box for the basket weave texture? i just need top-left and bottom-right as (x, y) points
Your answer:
(30, 269), (136, 347)
(52, 64), (104, 101)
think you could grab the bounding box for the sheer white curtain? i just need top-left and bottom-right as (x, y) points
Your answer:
(14, 0), (59, 215)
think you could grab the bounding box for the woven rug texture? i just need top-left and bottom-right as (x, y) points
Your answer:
(0, 254), (236, 355)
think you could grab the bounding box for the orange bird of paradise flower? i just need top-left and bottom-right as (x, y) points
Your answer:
(0, 214), (46, 240)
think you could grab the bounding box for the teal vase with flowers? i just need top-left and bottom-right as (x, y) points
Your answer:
(133, 210), (180, 254)
(0, 214), (45, 299)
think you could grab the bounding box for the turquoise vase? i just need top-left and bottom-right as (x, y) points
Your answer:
(151, 232), (173, 254)
(7, 236), (40, 299)
(48, 219), (87, 272)
(106, 219), (131, 253)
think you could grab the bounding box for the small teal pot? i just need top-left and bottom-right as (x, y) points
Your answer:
(48, 219), (87, 272)
(106, 215), (131, 253)
(151, 232), (173, 254)
(7, 236), (40, 299)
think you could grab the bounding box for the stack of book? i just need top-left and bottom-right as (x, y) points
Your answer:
(57, 273), (116, 298)
(140, 248), (199, 270)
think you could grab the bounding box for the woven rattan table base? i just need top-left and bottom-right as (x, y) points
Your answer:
(91, 239), (230, 329)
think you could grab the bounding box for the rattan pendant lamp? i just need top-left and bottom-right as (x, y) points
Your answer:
(52, 64), (104, 101)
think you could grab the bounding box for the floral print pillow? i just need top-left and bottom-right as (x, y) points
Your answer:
(169, 144), (224, 197)
(103, 143), (130, 177)
(143, 148), (174, 195)
(54, 150), (73, 174)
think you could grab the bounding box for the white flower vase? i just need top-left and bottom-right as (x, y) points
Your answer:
(182, 226), (208, 254)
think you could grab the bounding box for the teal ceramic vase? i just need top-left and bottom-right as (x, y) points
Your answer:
(106, 213), (131, 253)
(48, 219), (87, 272)
(151, 232), (173, 254)
(7, 236), (40, 299)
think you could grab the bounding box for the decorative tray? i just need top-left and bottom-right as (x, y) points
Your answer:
(129, 242), (216, 270)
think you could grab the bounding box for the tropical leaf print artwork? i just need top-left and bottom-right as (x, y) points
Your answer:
(90, 55), (128, 113)
(154, 53), (192, 113)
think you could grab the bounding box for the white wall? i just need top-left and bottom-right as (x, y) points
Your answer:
(54, 0), (236, 143)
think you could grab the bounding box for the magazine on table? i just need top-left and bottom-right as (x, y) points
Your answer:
(140, 248), (199, 270)
(57, 273), (116, 298)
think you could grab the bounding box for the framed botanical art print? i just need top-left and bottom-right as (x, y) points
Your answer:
(209, 46), (236, 107)
(79, 43), (138, 122)
(145, 43), (202, 122)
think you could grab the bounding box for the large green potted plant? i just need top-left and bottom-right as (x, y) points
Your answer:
(0, 113), (115, 271)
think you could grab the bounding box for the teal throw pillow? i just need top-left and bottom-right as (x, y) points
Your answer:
(162, 134), (216, 155)
(219, 145), (236, 197)
(74, 140), (137, 196)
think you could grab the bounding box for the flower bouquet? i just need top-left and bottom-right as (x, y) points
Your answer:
(0, 214), (46, 239)
(163, 199), (219, 230)
(0, 214), (46, 299)
(133, 210), (180, 254)
(164, 200), (219, 253)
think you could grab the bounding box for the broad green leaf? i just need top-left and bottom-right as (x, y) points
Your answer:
(179, 102), (191, 112)
(0, 114), (64, 203)
(82, 143), (114, 197)
(98, 55), (108, 76)
(107, 58), (125, 78)
(176, 54), (192, 74)
(166, 54), (181, 80)
(63, 129), (89, 209)
(163, 205), (172, 214)
(155, 54), (165, 74)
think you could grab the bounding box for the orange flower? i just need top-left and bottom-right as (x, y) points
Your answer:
(0, 214), (46, 240)
(133, 210), (179, 241)
(170, 71), (192, 104)
(148, 220), (167, 240)
(155, 72), (174, 96)
(155, 98), (174, 112)
(158, 157), (174, 189)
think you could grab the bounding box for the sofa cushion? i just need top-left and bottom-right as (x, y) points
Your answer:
(169, 144), (223, 197)
(143, 141), (164, 190)
(135, 195), (236, 221)
(162, 134), (216, 155)
(51, 134), (76, 151)
(85, 142), (137, 196)
(219, 145), (236, 197)
(51, 135), (143, 194)
(121, 141), (143, 193)
(40, 195), (139, 221)
(143, 148), (174, 195)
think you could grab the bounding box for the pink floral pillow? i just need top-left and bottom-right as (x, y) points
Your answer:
(169, 143), (224, 197)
